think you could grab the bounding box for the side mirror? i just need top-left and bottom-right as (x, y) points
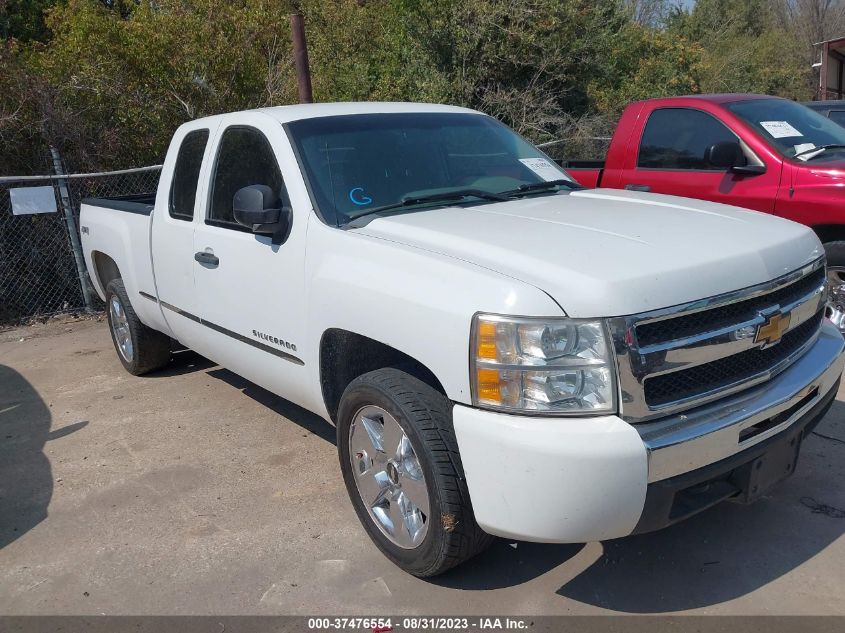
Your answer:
(705, 141), (745, 169)
(704, 141), (766, 175)
(731, 164), (767, 175)
(233, 184), (292, 245)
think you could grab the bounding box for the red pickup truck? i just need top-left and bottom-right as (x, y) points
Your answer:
(563, 94), (845, 333)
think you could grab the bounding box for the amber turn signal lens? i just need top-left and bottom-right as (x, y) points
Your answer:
(477, 320), (498, 360)
(476, 367), (502, 403)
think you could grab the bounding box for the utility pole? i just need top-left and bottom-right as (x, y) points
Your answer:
(289, 2), (313, 103)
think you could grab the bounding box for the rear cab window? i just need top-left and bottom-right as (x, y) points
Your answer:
(169, 129), (210, 220)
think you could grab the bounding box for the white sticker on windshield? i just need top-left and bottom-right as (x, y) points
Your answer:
(519, 157), (565, 182)
(760, 120), (803, 138)
(794, 142), (816, 154)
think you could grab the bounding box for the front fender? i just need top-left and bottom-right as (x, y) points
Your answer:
(781, 164), (845, 226)
(304, 221), (563, 412)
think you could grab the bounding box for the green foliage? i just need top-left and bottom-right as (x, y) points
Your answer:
(668, 0), (814, 99)
(391, 0), (635, 134)
(12, 0), (299, 169)
(0, 0), (832, 173)
(1, 0), (56, 41)
(588, 23), (704, 113)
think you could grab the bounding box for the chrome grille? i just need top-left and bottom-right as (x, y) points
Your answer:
(643, 310), (823, 407)
(608, 258), (826, 422)
(635, 267), (825, 346)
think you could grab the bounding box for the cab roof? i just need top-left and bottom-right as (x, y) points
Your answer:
(191, 102), (481, 127)
(638, 93), (786, 105)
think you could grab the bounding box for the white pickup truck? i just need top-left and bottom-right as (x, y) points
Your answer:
(81, 102), (844, 577)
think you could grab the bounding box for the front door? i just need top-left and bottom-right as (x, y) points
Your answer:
(621, 107), (782, 214)
(191, 114), (309, 405)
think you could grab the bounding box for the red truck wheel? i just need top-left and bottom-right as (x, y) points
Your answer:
(825, 242), (845, 336)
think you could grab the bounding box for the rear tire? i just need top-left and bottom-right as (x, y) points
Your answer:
(337, 368), (494, 577)
(105, 279), (171, 375)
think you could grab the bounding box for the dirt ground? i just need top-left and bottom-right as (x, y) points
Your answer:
(1, 317), (845, 616)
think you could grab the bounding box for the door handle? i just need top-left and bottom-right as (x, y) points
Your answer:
(194, 251), (219, 266)
(624, 184), (651, 192)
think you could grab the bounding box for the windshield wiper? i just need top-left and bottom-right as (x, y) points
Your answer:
(345, 188), (509, 223)
(794, 144), (845, 160)
(497, 179), (583, 197)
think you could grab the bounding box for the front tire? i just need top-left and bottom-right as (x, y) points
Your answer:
(337, 368), (493, 577)
(105, 279), (171, 375)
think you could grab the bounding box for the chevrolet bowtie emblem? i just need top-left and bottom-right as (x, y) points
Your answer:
(755, 311), (791, 347)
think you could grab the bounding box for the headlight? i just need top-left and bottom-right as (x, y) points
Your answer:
(470, 313), (616, 415)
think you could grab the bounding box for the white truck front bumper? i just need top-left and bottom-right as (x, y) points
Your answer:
(453, 320), (845, 543)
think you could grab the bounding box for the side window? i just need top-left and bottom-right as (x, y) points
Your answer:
(638, 108), (738, 170)
(828, 110), (845, 128)
(169, 129), (209, 220)
(209, 126), (287, 226)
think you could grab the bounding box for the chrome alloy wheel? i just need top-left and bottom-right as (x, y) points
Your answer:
(109, 295), (134, 363)
(827, 267), (845, 335)
(349, 405), (430, 549)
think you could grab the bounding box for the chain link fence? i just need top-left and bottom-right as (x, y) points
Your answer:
(0, 166), (161, 325)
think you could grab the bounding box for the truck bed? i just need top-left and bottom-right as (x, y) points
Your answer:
(80, 193), (160, 332)
(556, 160), (604, 188)
(80, 193), (156, 216)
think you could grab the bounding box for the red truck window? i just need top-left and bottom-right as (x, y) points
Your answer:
(638, 108), (738, 170)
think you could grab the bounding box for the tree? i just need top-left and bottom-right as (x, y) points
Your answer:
(0, 0), (834, 174)
(1, 0), (56, 41)
(588, 23), (703, 113)
(669, 0), (813, 98)
(625, 0), (674, 26)
(18, 0), (298, 169)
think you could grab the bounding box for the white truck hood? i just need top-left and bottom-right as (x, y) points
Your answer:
(354, 188), (823, 317)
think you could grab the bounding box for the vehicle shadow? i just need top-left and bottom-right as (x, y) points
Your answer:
(146, 349), (217, 378)
(147, 348), (336, 443)
(555, 404), (845, 612)
(206, 367), (337, 445)
(0, 365), (53, 549)
(430, 402), (845, 607)
(430, 541), (585, 590)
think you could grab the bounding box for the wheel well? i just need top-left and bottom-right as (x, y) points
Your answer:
(811, 224), (845, 245)
(92, 251), (121, 291)
(319, 329), (447, 422)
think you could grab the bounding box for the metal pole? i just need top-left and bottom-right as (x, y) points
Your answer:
(290, 11), (314, 103)
(50, 146), (94, 312)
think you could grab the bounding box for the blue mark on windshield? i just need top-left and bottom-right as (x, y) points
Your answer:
(349, 187), (373, 206)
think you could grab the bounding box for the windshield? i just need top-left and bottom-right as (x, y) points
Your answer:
(286, 112), (573, 226)
(726, 98), (845, 161)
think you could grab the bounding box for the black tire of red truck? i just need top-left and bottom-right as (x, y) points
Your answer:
(824, 241), (845, 336)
